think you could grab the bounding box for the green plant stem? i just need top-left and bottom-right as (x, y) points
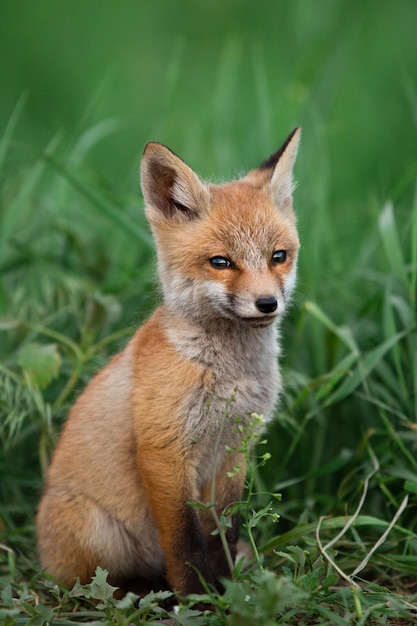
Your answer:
(242, 465), (264, 569)
(209, 398), (236, 576)
(378, 408), (417, 472)
(53, 359), (85, 411)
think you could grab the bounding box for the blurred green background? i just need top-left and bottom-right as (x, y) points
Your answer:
(1, 0), (417, 546)
(2, 0), (417, 192)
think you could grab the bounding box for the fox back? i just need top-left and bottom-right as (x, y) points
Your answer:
(36, 128), (301, 600)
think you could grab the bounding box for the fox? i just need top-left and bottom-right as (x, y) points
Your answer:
(36, 127), (301, 600)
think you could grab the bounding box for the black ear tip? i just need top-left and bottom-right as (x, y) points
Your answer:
(287, 127), (301, 142)
(142, 141), (175, 159)
(259, 127), (301, 171)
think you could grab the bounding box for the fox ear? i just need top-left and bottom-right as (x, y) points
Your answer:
(141, 143), (210, 223)
(246, 127), (301, 208)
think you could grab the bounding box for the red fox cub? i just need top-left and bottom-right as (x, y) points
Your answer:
(37, 128), (301, 599)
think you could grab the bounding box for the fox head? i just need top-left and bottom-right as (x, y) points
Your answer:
(140, 129), (301, 328)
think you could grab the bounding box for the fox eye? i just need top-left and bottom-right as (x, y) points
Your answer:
(209, 256), (232, 269)
(272, 250), (287, 264)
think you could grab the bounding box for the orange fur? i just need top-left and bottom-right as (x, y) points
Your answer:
(37, 129), (301, 598)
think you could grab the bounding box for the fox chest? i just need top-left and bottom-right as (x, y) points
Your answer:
(181, 349), (281, 445)
(179, 361), (280, 490)
(162, 322), (282, 478)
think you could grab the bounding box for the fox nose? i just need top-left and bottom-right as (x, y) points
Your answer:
(255, 296), (278, 314)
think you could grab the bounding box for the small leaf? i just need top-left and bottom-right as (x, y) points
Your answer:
(114, 591), (139, 609)
(322, 573), (338, 590)
(187, 500), (214, 510)
(68, 578), (89, 599)
(89, 566), (118, 601)
(1, 583), (14, 607)
(26, 604), (55, 626)
(404, 480), (417, 494)
(18, 342), (61, 389)
(138, 589), (173, 609)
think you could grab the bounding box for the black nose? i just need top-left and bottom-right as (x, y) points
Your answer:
(255, 296), (278, 314)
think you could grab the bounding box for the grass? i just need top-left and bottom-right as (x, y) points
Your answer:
(1, 1), (417, 623)
(1, 117), (416, 625)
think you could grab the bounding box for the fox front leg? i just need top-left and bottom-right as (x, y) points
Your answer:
(136, 446), (214, 597)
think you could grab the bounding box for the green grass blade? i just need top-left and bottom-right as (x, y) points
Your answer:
(40, 151), (152, 247)
(304, 300), (359, 353)
(322, 328), (410, 408)
(382, 285), (409, 400)
(68, 118), (123, 166)
(378, 201), (409, 291)
(0, 133), (62, 255)
(261, 514), (415, 553)
(410, 181), (417, 309)
(315, 351), (359, 402)
(0, 92), (28, 177)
